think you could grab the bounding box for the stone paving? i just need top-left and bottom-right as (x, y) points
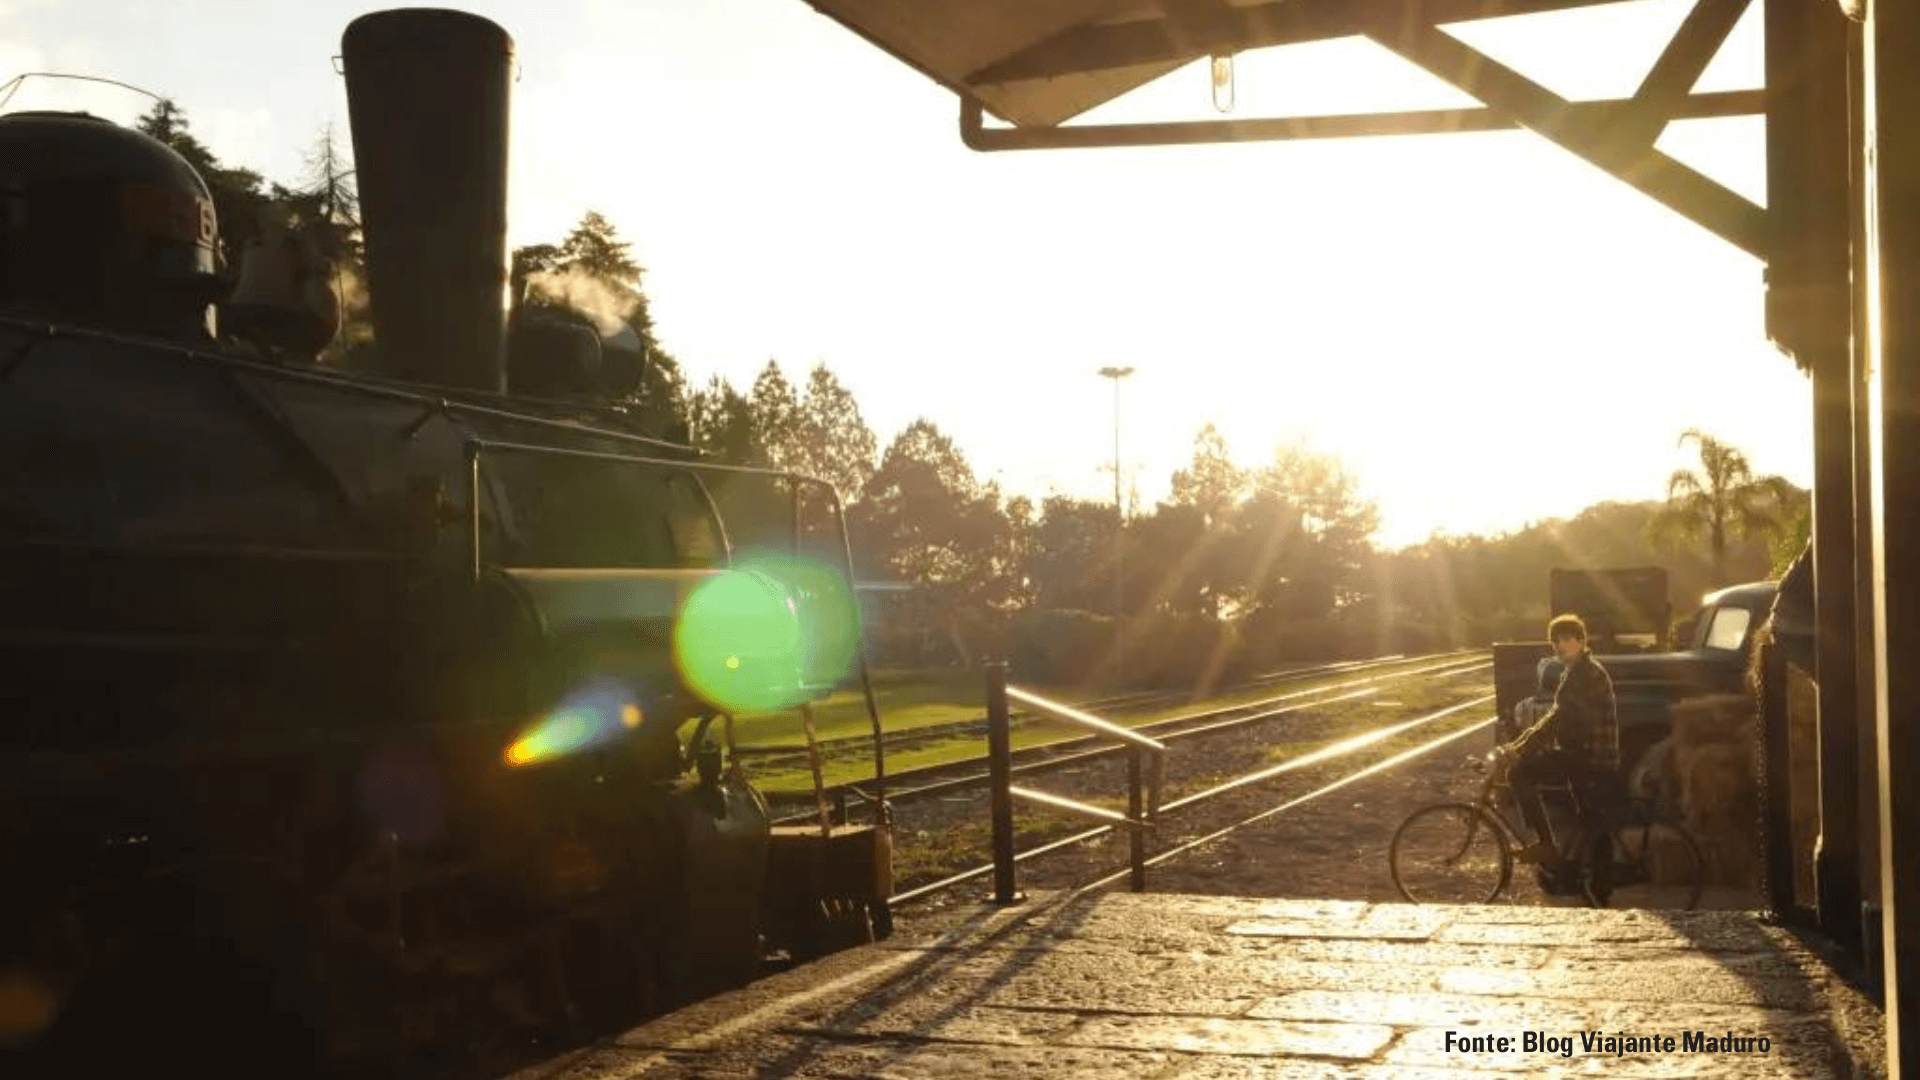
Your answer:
(506, 893), (1887, 1080)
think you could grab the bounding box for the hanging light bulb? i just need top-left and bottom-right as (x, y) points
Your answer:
(1210, 53), (1235, 114)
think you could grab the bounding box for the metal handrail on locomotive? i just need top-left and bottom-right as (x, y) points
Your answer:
(0, 7), (892, 1071)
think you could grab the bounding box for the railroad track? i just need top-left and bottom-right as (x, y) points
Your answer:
(886, 684), (1498, 905)
(766, 650), (1491, 824)
(734, 652), (1452, 770)
(1070, 711), (1499, 895)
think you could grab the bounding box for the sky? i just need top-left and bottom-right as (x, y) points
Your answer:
(1, 0), (1811, 548)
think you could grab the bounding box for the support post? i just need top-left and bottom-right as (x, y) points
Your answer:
(1813, 364), (1864, 954)
(1760, 637), (1797, 916)
(986, 662), (1018, 904)
(1764, 0), (1860, 951)
(1775, 0), (1863, 958)
(1863, 0), (1920, 1059)
(1846, 19), (1884, 996)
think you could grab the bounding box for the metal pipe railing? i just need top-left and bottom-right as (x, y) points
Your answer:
(984, 662), (1167, 900)
(1005, 685), (1170, 755)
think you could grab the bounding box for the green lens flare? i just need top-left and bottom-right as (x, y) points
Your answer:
(673, 558), (863, 713)
(778, 558), (861, 687)
(674, 567), (803, 713)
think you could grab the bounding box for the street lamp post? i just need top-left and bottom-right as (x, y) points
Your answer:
(1097, 366), (1134, 678)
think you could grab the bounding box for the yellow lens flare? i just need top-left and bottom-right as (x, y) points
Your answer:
(504, 680), (646, 767)
(0, 966), (59, 1043)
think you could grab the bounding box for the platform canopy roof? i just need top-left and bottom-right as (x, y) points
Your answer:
(795, 0), (1776, 261)
(798, 0), (1636, 128)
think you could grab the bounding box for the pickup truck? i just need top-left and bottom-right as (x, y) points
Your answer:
(1492, 569), (1780, 773)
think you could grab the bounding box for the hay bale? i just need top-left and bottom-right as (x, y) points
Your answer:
(1621, 626), (1818, 897)
(1658, 692), (1760, 887)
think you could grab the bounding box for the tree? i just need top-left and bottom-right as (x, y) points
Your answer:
(1001, 494), (1039, 610)
(1647, 429), (1798, 582)
(863, 419), (983, 504)
(294, 123), (359, 235)
(561, 210), (642, 282)
(794, 364), (879, 504)
(1127, 502), (1212, 616)
(135, 99), (219, 179)
(1161, 424), (1250, 617)
(1229, 441), (1379, 620)
(686, 375), (763, 464)
(1366, 490), (1785, 653)
(512, 211), (688, 425)
(286, 124), (367, 367)
(510, 243), (565, 299)
(749, 362), (804, 470)
(852, 420), (1021, 664)
(1168, 423), (1244, 526)
(1028, 496), (1120, 613)
(1770, 489), (1812, 578)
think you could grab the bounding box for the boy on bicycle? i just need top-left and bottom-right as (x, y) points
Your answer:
(1504, 613), (1620, 868)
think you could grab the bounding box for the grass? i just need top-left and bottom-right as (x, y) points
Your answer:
(745, 653), (1485, 794)
(755, 716), (1097, 793)
(728, 668), (1035, 747)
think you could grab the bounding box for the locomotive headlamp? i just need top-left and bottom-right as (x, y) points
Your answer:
(673, 567), (806, 714)
(672, 559), (862, 714)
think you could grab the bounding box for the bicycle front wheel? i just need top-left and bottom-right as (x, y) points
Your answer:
(1390, 803), (1512, 904)
(1586, 812), (1704, 910)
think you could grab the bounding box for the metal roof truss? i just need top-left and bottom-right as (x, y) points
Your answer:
(954, 0), (1764, 257)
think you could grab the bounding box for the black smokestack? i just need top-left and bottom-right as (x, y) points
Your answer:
(342, 9), (513, 393)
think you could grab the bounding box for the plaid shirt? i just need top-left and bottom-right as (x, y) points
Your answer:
(1516, 649), (1619, 771)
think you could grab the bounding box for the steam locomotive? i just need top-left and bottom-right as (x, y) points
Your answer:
(0, 9), (889, 1077)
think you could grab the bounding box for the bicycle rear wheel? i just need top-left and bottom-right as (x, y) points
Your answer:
(1390, 803), (1512, 904)
(1585, 811), (1703, 910)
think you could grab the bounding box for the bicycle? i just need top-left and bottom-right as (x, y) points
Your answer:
(1389, 745), (1704, 909)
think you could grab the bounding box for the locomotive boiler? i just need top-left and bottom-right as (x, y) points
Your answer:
(0, 9), (890, 1077)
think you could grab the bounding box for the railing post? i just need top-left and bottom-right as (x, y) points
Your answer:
(986, 661), (1018, 904)
(800, 704), (832, 839)
(465, 441), (483, 583)
(1128, 747), (1146, 893)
